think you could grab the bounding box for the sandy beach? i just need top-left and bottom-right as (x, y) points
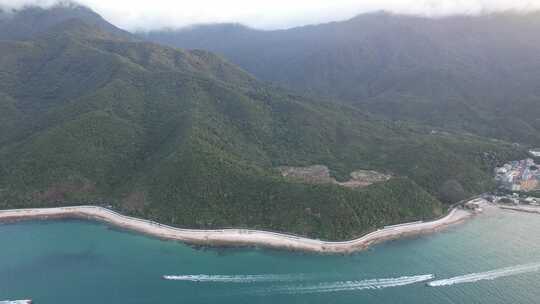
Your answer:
(0, 206), (471, 253)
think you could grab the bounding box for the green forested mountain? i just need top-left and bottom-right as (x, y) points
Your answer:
(143, 12), (540, 145)
(0, 5), (525, 240)
(0, 2), (132, 41)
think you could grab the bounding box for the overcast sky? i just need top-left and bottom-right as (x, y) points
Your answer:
(2, 0), (540, 30)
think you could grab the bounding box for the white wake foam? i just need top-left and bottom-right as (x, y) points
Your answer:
(260, 274), (434, 294)
(162, 274), (306, 283)
(428, 262), (540, 287)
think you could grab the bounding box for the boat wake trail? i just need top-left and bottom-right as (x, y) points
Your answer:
(162, 274), (307, 283)
(258, 274), (433, 295)
(428, 262), (540, 287)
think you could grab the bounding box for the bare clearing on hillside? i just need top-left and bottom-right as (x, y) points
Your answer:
(277, 165), (391, 189)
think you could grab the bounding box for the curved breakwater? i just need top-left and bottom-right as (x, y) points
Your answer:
(0, 205), (471, 253)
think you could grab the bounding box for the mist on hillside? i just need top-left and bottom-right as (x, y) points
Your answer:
(1, 0), (540, 30)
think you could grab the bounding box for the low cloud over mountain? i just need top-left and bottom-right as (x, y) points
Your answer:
(1, 0), (540, 30)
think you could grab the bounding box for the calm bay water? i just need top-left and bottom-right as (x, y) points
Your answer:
(1, 210), (540, 303)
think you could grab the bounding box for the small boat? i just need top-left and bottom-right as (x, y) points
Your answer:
(0, 300), (33, 304)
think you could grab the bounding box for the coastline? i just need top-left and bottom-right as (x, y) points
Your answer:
(0, 206), (472, 254)
(498, 204), (540, 215)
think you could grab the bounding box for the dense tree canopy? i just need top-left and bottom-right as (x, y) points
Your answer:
(0, 5), (527, 240)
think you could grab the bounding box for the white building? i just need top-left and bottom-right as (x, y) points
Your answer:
(496, 167), (508, 174)
(525, 197), (539, 205)
(529, 149), (540, 157)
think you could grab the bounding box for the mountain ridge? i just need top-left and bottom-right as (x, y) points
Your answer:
(0, 1), (133, 41)
(0, 6), (527, 240)
(142, 11), (540, 145)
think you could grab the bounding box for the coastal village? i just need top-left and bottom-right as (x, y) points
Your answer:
(494, 158), (540, 192)
(482, 149), (540, 208)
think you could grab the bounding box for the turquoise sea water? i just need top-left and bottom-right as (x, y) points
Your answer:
(1, 210), (540, 303)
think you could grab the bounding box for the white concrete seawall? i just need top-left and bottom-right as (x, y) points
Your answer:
(0, 206), (471, 253)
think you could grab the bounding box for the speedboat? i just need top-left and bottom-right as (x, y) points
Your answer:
(0, 300), (33, 304)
